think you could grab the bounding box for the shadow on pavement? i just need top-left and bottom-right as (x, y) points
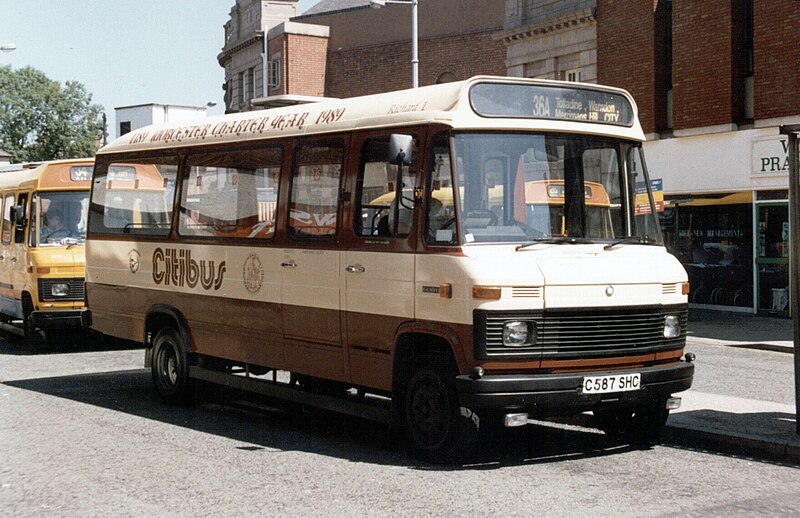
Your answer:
(0, 330), (141, 356)
(3, 368), (653, 469)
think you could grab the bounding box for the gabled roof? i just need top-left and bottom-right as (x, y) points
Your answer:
(299, 0), (371, 17)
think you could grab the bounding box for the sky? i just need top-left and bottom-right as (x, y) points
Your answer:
(1, 0), (318, 132)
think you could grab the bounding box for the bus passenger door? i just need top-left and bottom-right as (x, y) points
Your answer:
(343, 133), (421, 391)
(281, 139), (346, 382)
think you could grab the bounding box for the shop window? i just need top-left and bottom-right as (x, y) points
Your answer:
(661, 193), (753, 308)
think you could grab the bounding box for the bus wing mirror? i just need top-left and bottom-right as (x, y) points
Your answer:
(388, 134), (413, 166)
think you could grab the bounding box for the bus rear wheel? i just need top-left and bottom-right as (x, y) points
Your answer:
(402, 363), (480, 463)
(151, 327), (192, 405)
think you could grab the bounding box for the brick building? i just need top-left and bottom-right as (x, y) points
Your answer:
(297, 0), (506, 97)
(218, 0), (506, 112)
(217, 0), (331, 112)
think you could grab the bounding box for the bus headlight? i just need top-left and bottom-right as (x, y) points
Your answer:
(51, 283), (70, 297)
(503, 321), (535, 347)
(663, 315), (680, 338)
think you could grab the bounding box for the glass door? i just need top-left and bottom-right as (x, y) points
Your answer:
(755, 202), (790, 316)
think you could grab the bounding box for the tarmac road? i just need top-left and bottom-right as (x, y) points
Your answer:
(1, 331), (799, 516)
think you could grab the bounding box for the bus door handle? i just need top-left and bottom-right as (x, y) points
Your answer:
(280, 260), (297, 269)
(345, 265), (365, 274)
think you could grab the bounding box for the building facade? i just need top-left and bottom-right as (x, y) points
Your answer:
(218, 0), (506, 112)
(217, 0), (332, 113)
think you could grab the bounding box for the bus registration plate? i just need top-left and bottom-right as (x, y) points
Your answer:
(582, 373), (641, 394)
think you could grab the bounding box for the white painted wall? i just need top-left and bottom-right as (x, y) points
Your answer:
(114, 104), (208, 139)
(644, 126), (790, 195)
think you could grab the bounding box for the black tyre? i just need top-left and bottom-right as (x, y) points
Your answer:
(151, 327), (193, 405)
(594, 401), (670, 443)
(403, 363), (480, 463)
(21, 294), (43, 342)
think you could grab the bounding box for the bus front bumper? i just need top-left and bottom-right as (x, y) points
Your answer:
(31, 309), (91, 330)
(455, 361), (694, 416)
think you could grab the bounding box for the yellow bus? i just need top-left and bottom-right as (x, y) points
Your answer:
(0, 158), (92, 339)
(86, 76), (694, 461)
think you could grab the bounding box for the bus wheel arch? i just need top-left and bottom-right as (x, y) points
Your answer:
(145, 305), (193, 355)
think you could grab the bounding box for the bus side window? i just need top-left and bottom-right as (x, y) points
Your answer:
(90, 160), (178, 236)
(2, 193), (13, 244)
(179, 147), (282, 239)
(288, 140), (344, 241)
(355, 136), (417, 238)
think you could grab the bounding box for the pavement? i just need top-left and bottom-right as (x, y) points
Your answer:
(663, 308), (800, 464)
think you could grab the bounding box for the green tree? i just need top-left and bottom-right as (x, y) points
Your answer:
(0, 65), (104, 162)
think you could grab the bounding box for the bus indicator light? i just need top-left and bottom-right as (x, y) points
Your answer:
(473, 286), (501, 300)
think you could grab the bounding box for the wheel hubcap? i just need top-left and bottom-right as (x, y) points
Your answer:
(410, 375), (450, 446)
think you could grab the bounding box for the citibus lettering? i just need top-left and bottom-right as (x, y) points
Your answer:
(152, 247), (226, 291)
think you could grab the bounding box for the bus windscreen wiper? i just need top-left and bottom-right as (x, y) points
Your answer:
(515, 236), (592, 251)
(603, 235), (659, 250)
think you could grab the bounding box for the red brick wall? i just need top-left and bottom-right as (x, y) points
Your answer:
(597, 1), (661, 134)
(325, 31), (506, 98)
(671, 1), (736, 130)
(286, 34), (328, 97)
(753, 0), (800, 120)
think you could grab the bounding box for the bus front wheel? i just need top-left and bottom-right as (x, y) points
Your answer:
(151, 327), (192, 405)
(402, 362), (480, 463)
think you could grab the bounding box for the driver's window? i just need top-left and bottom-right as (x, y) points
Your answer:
(355, 136), (417, 238)
(426, 133), (456, 245)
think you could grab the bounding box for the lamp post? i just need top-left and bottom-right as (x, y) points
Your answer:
(1, 43), (16, 53)
(781, 123), (800, 435)
(370, 0), (419, 88)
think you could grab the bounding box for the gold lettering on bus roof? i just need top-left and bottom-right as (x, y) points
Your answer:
(123, 106), (349, 148)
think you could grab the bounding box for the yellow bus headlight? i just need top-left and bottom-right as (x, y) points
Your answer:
(51, 283), (70, 297)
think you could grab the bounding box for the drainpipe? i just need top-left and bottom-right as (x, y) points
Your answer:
(268, 24), (269, 97)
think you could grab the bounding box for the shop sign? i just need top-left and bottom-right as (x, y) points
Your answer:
(634, 178), (664, 215)
(752, 137), (789, 174)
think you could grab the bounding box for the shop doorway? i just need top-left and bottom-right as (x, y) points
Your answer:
(755, 202), (790, 316)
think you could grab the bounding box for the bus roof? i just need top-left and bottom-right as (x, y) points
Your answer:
(98, 76), (645, 156)
(0, 158), (93, 192)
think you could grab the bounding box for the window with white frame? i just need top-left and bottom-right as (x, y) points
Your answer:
(564, 69), (581, 82)
(268, 54), (281, 88)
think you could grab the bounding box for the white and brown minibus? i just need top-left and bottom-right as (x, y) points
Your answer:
(85, 76), (694, 461)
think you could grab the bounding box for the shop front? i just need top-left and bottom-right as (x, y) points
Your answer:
(646, 127), (792, 317)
